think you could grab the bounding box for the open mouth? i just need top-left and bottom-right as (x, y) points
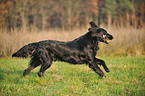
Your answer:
(103, 34), (110, 44)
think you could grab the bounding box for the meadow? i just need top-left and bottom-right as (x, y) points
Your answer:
(0, 57), (144, 96)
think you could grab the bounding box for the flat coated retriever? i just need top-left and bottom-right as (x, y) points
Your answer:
(12, 21), (114, 77)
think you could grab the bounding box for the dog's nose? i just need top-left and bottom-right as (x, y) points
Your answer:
(108, 35), (114, 40)
(110, 36), (114, 40)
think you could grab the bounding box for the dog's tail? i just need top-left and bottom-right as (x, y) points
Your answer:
(12, 43), (38, 58)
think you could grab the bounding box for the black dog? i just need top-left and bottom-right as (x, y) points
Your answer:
(12, 21), (113, 77)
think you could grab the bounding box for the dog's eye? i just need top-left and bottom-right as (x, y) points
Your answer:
(103, 33), (107, 35)
(97, 30), (100, 33)
(96, 29), (102, 33)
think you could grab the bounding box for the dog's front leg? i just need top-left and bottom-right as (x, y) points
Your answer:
(95, 58), (110, 72)
(88, 62), (105, 77)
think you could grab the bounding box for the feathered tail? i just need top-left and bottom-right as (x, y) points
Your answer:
(12, 42), (38, 58)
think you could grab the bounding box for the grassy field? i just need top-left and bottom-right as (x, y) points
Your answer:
(0, 57), (144, 96)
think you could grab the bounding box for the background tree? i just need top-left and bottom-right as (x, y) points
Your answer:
(0, 0), (144, 31)
(102, 0), (117, 26)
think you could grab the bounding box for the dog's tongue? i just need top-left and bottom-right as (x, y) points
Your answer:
(103, 34), (106, 38)
(103, 35), (106, 42)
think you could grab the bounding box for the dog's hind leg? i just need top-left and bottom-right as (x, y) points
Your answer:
(95, 58), (110, 72)
(23, 61), (40, 76)
(37, 51), (53, 77)
(38, 62), (52, 77)
(23, 52), (41, 76)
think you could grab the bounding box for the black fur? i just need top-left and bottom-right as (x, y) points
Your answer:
(13, 21), (114, 77)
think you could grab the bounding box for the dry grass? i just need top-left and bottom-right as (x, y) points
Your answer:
(0, 26), (144, 57)
(98, 26), (145, 57)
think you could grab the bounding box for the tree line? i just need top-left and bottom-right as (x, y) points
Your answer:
(0, 0), (144, 31)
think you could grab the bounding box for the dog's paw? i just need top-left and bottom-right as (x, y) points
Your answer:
(105, 69), (110, 72)
(38, 72), (43, 77)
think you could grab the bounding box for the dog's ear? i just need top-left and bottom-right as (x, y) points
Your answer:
(88, 28), (92, 31)
(88, 27), (100, 37)
(88, 28), (95, 32)
(90, 21), (99, 28)
(88, 27), (97, 33)
(88, 27), (98, 32)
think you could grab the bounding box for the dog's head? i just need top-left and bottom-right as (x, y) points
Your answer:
(88, 21), (113, 44)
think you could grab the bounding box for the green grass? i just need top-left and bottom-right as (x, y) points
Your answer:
(0, 57), (145, 96)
